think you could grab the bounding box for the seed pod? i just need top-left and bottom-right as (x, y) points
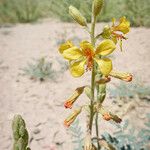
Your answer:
(92, 0), (103, 17)
(69, 5), (87, 27)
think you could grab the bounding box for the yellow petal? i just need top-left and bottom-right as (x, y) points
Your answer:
(59, 41), (74, 54)
(95, 40), (116, 56)
(62, 46), (83, 60)
(70, 59), (86, 77)
(95, 58), (112, 75)
(114, 16), (130, 34)
(80, 41), (94, 54)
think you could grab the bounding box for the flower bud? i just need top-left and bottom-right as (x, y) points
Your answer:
(98, 106), (122, 123)
(64, 86), (85, 109)
(64, 108), (82, 127)
(92, 0), (103, 17)
(69, 5), (87, 27)
(101, 25), (112, 39)
(109, 70), (132, 82)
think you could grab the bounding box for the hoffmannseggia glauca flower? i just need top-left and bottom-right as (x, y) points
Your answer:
(109, 70), (132, 82)
(97, 105), (122, 123)
(64, 86), (85, 109)
(59, 39), (116, 77)
(101, 16), (130, 51)
(59, 0), (133, 149)
(64, 107), (82, 127)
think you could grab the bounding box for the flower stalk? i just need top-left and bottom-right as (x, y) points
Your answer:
(59, 0), (132, 149)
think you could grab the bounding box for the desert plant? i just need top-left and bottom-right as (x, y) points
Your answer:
(49, 0), (150, 27)
(58, 0), (133, 149)
(0, 0), (41, 23)
(12, 114), (31, 150)
(109, 78), (150, 100)
(0, 0), (150, 27)
(23, 57), (57, 81)
(102, 114), (150, 150)
(69, 119), (84, 150)
(124, 0), (150, 27)
(70, 116), (150, 150)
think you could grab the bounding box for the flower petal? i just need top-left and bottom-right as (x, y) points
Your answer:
(95, 58), (112, 75)
(59, 40), (74, 54)
(114, 16), (130, 34)
(62, 46), (83, 60)
(95, 40), (116, 56)
(70, 59), (86, 77)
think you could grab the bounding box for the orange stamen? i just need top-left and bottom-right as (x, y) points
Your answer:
(84, 49), (94, 71)
(112, 32), (127, 40)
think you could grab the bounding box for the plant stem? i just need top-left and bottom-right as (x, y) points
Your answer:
(95, 112), (100, 150)
(89, 15), (96, 133)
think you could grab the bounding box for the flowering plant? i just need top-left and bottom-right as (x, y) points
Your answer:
(58, 0), (132, 149)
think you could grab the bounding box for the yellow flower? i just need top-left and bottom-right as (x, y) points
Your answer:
(59, 39), (116, 77)
(112, 16), (130, 34)
(101, 16), (130, 50)
(59, 40), (74, 54)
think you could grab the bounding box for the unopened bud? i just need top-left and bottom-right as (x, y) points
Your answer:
(69, 5), (87, 27)
(64, 108), (82, 127)
(109, 70), (132, 82)
(93, 0), (103, 17)
(98, 106), (122, 123)
(64, 86), (85, 109)
(101, 25), (112, 39)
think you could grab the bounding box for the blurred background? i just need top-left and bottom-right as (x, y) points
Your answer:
(0, 0), (150, 26)
(0, 0), (150, 150)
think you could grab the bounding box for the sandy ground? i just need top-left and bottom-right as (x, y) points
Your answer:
(0, 19), (150, 150)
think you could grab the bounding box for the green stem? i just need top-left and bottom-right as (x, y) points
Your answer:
(95, 70), (101, 150)
(89, 15), (96, 133)
(95, 112), (100, 150)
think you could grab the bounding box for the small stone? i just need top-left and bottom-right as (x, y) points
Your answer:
(33, 128), (41, 134)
